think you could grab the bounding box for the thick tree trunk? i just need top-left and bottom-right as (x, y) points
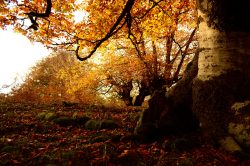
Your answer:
(135, 0), (250, 152)
(194, 0), (250, 149)
(134, 77), (166, 106)
(135, 53), (199, 140)
(120, 81), (134, 106)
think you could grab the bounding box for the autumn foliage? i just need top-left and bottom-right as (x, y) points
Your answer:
(10, 51), (102, 104)
(1, 0), (198, 105)
(1, 1), (250, 165)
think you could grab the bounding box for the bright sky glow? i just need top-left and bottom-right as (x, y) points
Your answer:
(0, 30), (50, 93)
(73, 10), (89, 23)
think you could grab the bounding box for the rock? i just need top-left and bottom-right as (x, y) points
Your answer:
(219, 136), (242, 153)
(228, 100), (250, 152)
(134, 91), (165, 135)
(44, 112), (57, 121)
(231, 101), (250, 115)
(73, 116), (90, 126)
(100, 120), (118, 129)
(1, 145), (16, 153)
(89, 135), (110, 143)
(62, 101), (79, 107)
(134, 109), (159, 142)
(134, 54), (199, 141)
(54, 115), (90, 127)
(134, 123), (158, 143)
(85, 120), (101, 130)
(72, 112), (90, 126)
(36, 112), (47, 120)
(193, 70), (250, 145)
(163, 138), (196, 152)
(228, 122), (250, 151)
(72, 111), (85, 118)
(111, 134), (122, 142)
(53, 117), (74, 127)
(62, 151), (75, 159)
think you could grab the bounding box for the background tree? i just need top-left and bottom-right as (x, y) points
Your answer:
(11, 51), (69, 103)
(10, 51), (103, 104)
(1, 0), (197, 106)
(84, 0), (198, 106)
(1, 0), (198, 105)
(81, 0), (198, 106)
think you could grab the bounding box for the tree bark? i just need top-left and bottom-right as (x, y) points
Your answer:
(135, 0), (250, 152)
(120, 81), (134, 106)
(133, 85), (149, 106)
(194, 0), (250, 147)
(135, 52), (199, 140)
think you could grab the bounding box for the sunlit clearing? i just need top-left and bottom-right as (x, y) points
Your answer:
(0, 30), (50, 93)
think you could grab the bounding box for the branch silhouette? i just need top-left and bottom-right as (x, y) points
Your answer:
(76, 0), (135, 61)
(25, 0), (52, 30)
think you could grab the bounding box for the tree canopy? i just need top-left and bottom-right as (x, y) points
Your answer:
(1, 0), (198, 105)
(0, 0), (197, 58)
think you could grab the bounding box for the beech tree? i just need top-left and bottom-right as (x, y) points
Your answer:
(192, 0), (250, 152)
(1, 0), (250, 153)
(10, 51), (102, 104)
(83, 0), (197, 106)
(10, 52), (71, 103)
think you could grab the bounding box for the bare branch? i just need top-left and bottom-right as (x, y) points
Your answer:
(172, 27), (197, 82)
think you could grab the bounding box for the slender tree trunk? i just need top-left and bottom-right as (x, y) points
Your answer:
(133, 88), (148, 106)
(133, 81), (150, 106)
(120, 81), (134, 106)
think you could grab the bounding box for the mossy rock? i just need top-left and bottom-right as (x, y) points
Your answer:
(89, 135), (111, 143)
(220, 136), (242, 153)
(75, 116), (90, 125)
(54, 116), (90, 127)
(72, 111), (85, 118)
(1, 145), (17, 153)
(85, 120), (101, 130)
(228, 122), (250, 151)
(134, 111), (159, 142)
(111, 134), (123, 142)
(72, 112), (90, 126)
(36, 112), (47, 120)
(178, 158), (194, 166)
(44, 112), (57, 121)
(62, 151), (75, 159)
(231, 101), (250, 115)
(53, 117), (74, 127)
(62, 101), (79, 107)
(134, 123), (158, 143)
(100, 119), (118, 129)
(165, 138), (195, 152)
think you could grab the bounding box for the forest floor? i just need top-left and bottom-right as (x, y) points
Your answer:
(0, 101), (249, 166)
